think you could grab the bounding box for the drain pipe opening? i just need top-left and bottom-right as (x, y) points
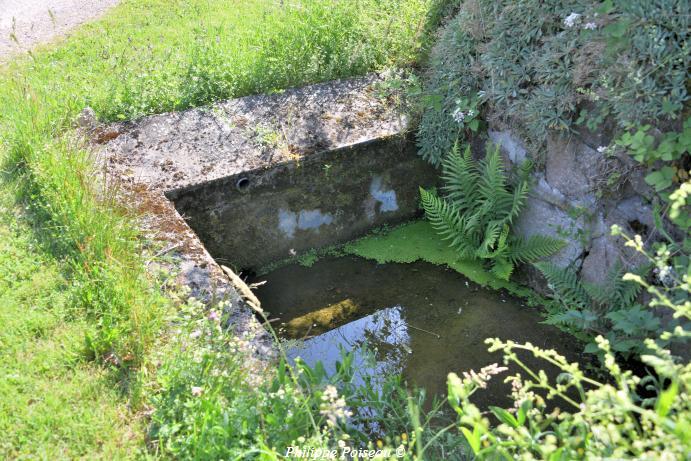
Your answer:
(236, 177), (250, 192)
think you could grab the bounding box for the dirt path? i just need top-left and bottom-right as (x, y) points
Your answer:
(0, 0), (120, 62)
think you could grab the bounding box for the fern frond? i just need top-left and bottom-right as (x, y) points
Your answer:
(490, 257), (514, 280)
(420, 187), (475, 258)
(420, 187), (463, 241)
(441, 144), (480, 211)
(583, 281), (610, 307)
(608, 262), (649, 308)
(478, 223), (510, 259)
(534, 262), (590, 309)
(478, 145), (506, 198)
(582, 262), (648, 309)
(508, 235), (565, 263)
(545, 309), (599, 330)
(501, 179), (530, 226)
(477, 221), (501, 256)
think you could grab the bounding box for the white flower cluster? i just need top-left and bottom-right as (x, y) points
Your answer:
(654, 265), (676, 287)
(563, 12), (582, 28)
(564, 12), (597, 30)
(319, 385), (353, 426)
(461, 363), (508, 389)
(452, 107), (475, 125)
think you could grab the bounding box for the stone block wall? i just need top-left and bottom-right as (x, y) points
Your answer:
(487, 124), (655, 291)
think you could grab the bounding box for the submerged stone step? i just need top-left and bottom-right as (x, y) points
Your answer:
(103, 75), (437, 270)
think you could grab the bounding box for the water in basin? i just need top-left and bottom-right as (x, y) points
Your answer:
(253, 255), (583, 409)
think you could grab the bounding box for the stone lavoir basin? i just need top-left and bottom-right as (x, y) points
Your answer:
(252, 255), (581, 409)
(102, 75), (582, 408)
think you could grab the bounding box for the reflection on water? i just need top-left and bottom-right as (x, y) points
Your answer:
(254, 256), (583, 409)
(287, 306), (411, 385)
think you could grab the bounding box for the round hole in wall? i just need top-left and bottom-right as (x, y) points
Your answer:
(236, 177), (250, 192)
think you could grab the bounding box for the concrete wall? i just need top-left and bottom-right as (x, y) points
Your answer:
(168, 134), (438, 270)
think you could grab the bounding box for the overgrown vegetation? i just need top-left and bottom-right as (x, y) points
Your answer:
(148, 298), (468, 459)
(0, 187), (145, 458)
(2, 0), (446, 123)
(2, 0), (689, 458)
(0, 0), (445, 373)
(417, 0), (689, 165)
(536, 262), (660, 357)
(0, 0), (448, 457)
(420, 144), (564, 280)
(448, 203), (690, 460)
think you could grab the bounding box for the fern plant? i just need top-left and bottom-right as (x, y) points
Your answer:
(535, 261), (660, 357)
(420, 143), (564, 280)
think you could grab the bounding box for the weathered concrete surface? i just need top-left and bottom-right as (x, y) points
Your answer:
(0, 0), (119, 62)
(172, 135), (436, 270)
(104, 76), (408, 191)
(102, 76), (436, 271)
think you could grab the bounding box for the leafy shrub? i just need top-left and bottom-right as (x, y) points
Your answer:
(447, 205), (691, 459)
(535, 261), (661, 357)
(615, 118), (691, 194)
(420, 143), (564, 279)
(417, 0), (689, 165)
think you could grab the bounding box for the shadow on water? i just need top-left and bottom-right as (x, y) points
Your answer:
(252, 255), (584, 410)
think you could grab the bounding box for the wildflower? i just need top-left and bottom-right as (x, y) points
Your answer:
(583, 22), (597, 30)
(320, 385), (353, 426)
(462, 363), (508, 389)
(655, 265), (676, 287)
(190, 329), (202, 339)
(597, 145), (607, 153)
(563, 13), (582, 28)
(322, 385), (338, 401)
(452, 107), (466, 124)
(191, 386), (203, 397)
(208, 309), (220, 322)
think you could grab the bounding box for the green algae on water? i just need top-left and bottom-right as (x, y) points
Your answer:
(343, 220), (536, 299)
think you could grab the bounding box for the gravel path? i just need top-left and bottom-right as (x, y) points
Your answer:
(0, 0), (120, 62)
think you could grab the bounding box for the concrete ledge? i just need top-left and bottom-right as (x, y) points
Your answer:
(104, 75), (408, 191)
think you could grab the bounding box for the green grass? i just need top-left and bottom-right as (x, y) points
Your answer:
(0, 189), (144, 459)
(1, 0), (444, 123)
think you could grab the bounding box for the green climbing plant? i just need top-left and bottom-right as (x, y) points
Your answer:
(419, 144), (565, 280)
